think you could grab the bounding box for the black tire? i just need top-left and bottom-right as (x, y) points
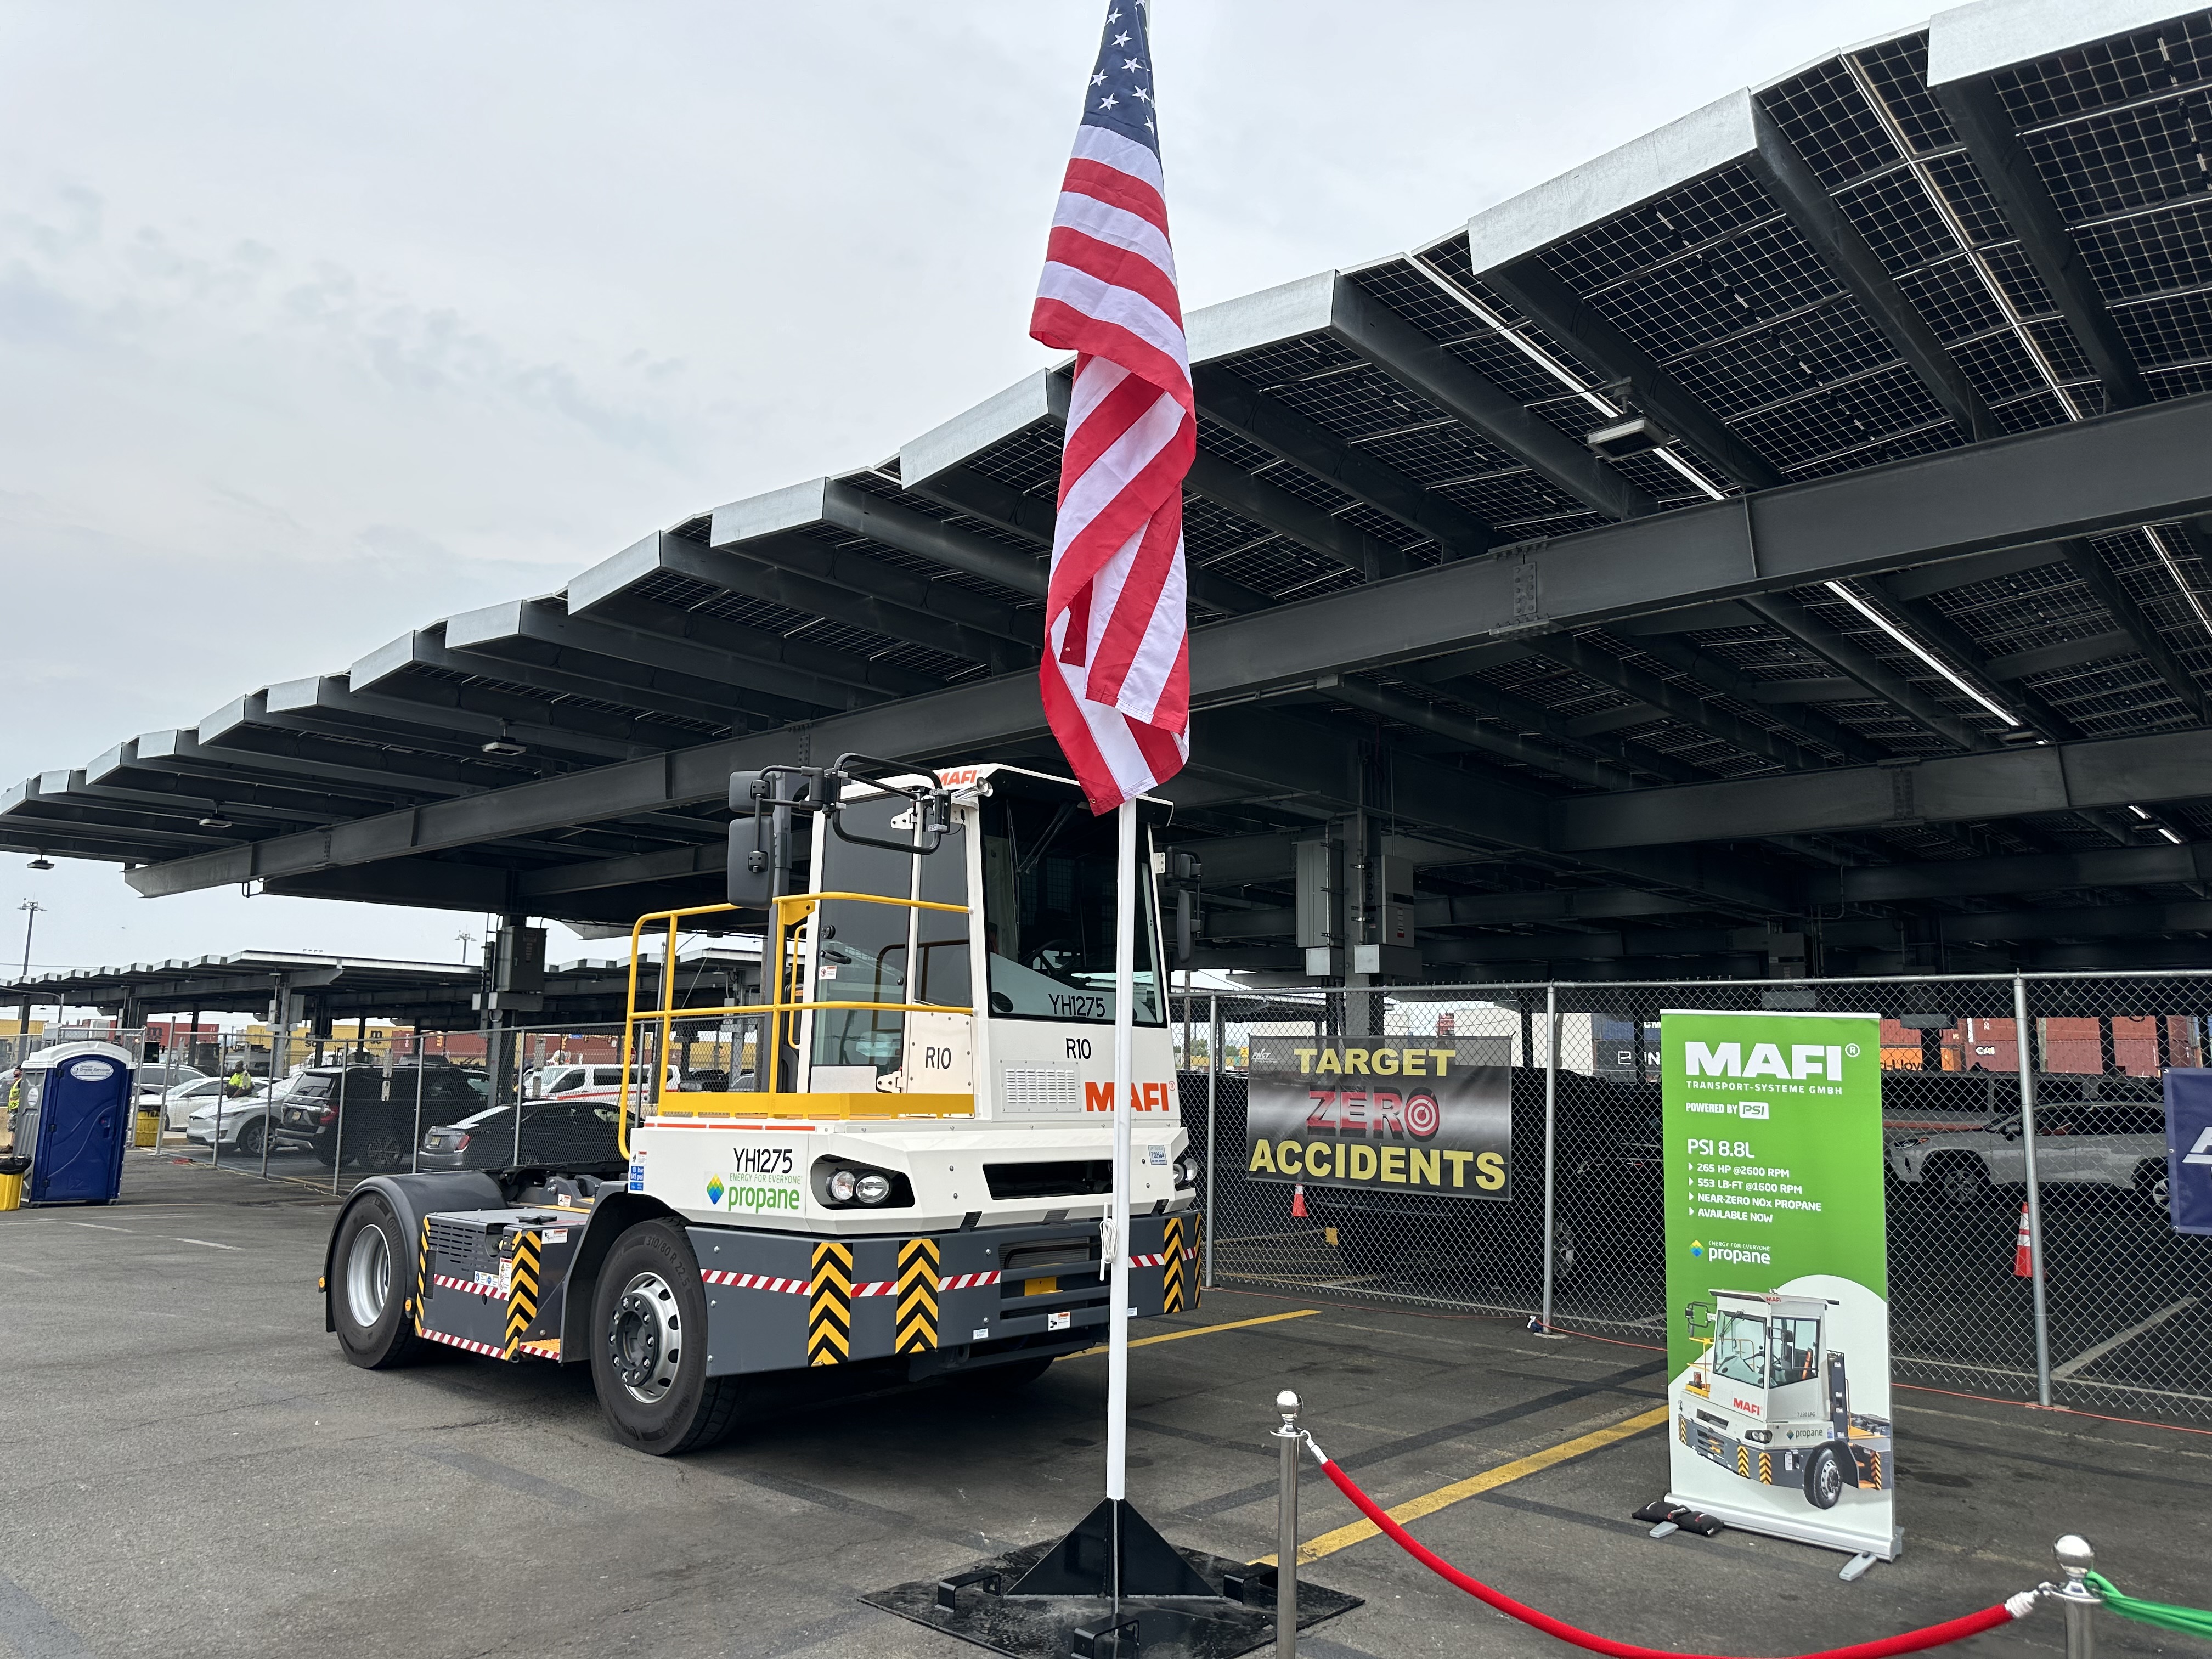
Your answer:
(1803, 1444), (1843, 1510)
(2136, 1160), (2171, 1216)
(236, 1119), (265, 1158)
(349, 1125), (408, 1173)
(588, 1220), (746, 1456)
(331, 1193), (420, 1369)
(1930, 1155), (1990, 1211)
(967, 1355), (1055, 1391)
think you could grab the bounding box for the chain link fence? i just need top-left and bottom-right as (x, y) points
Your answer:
(1174, 972), (2212, 1432)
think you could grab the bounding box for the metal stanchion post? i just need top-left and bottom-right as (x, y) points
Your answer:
(1205, 992), (1219, 1291)
(2011, 974), (2055, 1406)
(1538, 983), (1564, 1339)
(2053, 1536), (2098, 1659)
(1274, 1390), (1301, 1658)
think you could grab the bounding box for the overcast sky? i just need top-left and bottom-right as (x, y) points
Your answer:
(0, 0), (1931, 981)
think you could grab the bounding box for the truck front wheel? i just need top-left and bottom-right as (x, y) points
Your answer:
(331, 1193), (420, 1369)
(1802, 1444), (1843, 1510)
(588, 1221), (747, 1455)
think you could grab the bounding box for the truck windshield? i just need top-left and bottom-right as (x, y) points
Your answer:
(980, 788), (1161, 1027)
(1711, 1308), (1767, 1387)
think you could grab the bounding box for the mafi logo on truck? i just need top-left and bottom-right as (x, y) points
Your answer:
(1086, 1081), (1172, 1111)
(1732, 1396), (1763, 1417)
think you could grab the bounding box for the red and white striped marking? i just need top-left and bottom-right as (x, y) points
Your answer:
(938, 1269), (1003, 1292)
(432, 1273), (509, 1300)
(853, 1280), (899, 1299)
(420, 1326), (504, 1358)
(1129, 1252), (1165, 1268)
(699, 1270), (809, 1295)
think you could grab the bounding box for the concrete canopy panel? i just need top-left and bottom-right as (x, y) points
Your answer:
(1927, 0), (2194, 85)
(1465, 91), (1757, 274)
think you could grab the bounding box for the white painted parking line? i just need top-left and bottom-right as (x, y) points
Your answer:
(168, 1237), (243, 1251)
(62, 1222), (133, 1233)
(2051, 1296), (2198, 1381)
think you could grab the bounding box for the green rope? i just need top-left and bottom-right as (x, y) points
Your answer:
(2086, 1572), (2212, 1641)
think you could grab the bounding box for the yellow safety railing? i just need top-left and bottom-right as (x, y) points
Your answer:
(616, 893), (973, 1155)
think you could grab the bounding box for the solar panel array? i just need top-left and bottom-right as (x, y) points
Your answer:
(8, 5), (2212, 977)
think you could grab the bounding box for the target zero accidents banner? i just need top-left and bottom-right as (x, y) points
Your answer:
(1661, 1009), (1899, 1561)
(1245, 1037), (1512, 1199)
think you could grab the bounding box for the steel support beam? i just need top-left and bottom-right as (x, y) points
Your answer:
(119, 394), (2212, 900)
(1325, 274), (1656, 521)
(1319, 678), (1643, 790)
(1931, 74), (2149, 411)
(1740, 590), (1995, 751)
(1818, 839), (2212, 904)
(1552, 726), (2212, 852)
(1617, 631), (1884, 761)
(1524, 634), (1823, 769)
(1191, 362), (1493, 556)
(263, 674), (658, 766)
(1746, 104), (1994, 442)
(354, 629), (782, 733)
(1485, 255), (1787, 490)
(2056, 539), (2211, 723)
(1186, 450), (1412, 580)
(588, 530), (1035, 673)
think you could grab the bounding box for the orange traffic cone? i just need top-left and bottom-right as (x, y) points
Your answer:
(2012, 1203), (2033, 1277)
(1291, 1182), (1307, 1219)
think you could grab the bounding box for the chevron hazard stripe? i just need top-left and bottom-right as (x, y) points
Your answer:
(895, 1237), (940, 1355)
(808, 1242), (853, 1367)
(503, 1232), (540, 1360)
(420, 1327), (503, 1358)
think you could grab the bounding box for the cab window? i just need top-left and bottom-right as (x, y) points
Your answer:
(979, 789), (1161, 1026)
(1767, 1315), (1821, 1386)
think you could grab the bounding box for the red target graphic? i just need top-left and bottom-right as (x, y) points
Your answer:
(1403, 1091), (1441, 1139)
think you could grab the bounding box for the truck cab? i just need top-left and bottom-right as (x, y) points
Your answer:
(321, 759), (1201, 1457)
(1676, 1289), (1892, 1511)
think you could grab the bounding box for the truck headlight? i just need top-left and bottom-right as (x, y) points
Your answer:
(1173, 1155), (1199, 1189)
(812, 1158), (913, 1209)
(1745, 1429), (1771, 1443)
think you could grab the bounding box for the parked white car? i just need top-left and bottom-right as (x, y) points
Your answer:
(522, 1063), (679, 1106)
(156, 1075), (234, 1131)
(185, 1080), (287, 1157)
(1888, 1103), (2170, 1210)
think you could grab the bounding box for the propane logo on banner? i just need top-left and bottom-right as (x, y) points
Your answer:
(1245, 1037), (1511, 1200)
(1661, 1009), (1897, 1561)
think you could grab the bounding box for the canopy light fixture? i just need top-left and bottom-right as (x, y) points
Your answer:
(26, 856), (53, 871)
(1584, 414), (1674, 461)
(481, 721), (527, 757)
(199, 806), (234, 828)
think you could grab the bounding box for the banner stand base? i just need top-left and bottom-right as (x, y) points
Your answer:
(1663, 1492), (1903, 1576)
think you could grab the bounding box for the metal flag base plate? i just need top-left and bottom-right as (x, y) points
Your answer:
(863, 1511), (1361, 1658)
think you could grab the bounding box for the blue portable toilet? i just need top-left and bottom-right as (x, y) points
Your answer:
(17, 1041), (135, 1205)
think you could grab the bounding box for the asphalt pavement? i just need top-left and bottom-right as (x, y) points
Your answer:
(2, 1154), (2206, 1659)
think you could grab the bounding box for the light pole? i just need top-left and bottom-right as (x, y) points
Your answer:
(16, 899), (46, 1060)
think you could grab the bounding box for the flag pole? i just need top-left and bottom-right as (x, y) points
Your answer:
(1106, 793), (1136, 1593)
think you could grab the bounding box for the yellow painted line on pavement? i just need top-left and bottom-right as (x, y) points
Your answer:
(1262, 1403), (1671, 1565)
(1056, 1307), (1321, 1360)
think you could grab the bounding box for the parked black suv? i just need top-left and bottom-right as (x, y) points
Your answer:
(274, 1064), (488, 1170)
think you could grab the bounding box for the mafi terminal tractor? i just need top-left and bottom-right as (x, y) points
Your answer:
(318, 757), (1201, 1454)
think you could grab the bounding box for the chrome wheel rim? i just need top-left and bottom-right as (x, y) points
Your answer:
(346, 1222), (391, 1328)
(608, 1270), (682, 1404)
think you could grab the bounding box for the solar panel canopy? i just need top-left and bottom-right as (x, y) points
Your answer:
(14, 0), (2212, 985)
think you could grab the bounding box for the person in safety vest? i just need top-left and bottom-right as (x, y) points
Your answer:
(225, 1062), (252, 1098)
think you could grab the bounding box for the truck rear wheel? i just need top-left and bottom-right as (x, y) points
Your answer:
(1802, 1444), (1843, 1510)
(331, 1192), (420, 1369)
(589, 1220), (746, 1455)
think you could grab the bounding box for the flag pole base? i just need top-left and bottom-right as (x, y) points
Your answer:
(862, 1500), (1361, 1658)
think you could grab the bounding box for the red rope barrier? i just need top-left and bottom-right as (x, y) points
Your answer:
(1311, 1452), (2026, 1659)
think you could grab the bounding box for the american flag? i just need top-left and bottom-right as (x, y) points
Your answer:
(1031, 0), (1192, 815)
